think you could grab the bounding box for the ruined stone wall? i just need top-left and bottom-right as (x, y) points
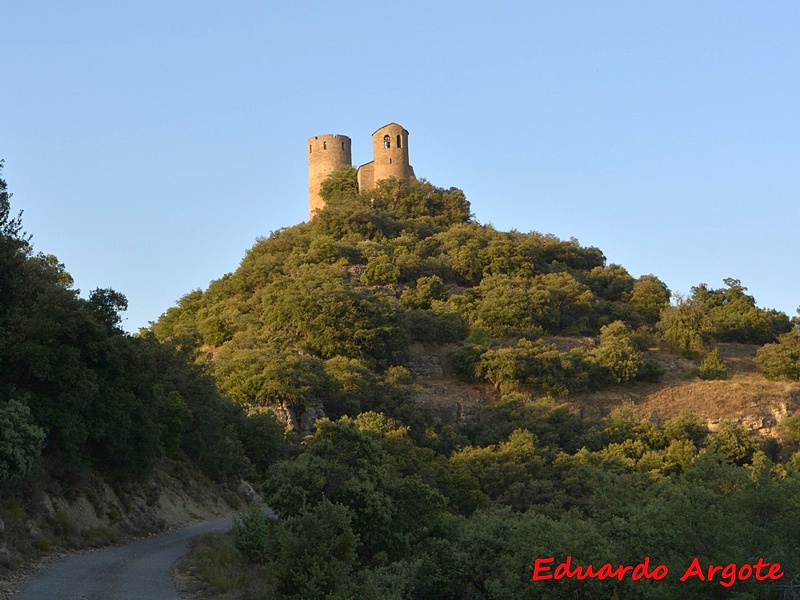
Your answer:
(356, 161), (375, 192)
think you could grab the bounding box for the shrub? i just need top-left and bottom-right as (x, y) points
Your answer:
(755, 331), (800, 381)
(705, 421), (757, 465)
(233, 509), (273, 564)
(588, 321), (643, 384)
(693, 348), (729, 380)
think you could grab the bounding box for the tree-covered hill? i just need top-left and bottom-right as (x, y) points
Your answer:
(154, 167), (800, 599)
(150, 166), (795, 433)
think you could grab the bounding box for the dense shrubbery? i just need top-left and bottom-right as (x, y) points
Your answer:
(0, 398), (45, 481)
(7, 159), (799, 596)
(659, 280), (792, 356)
(231, 404), (800, 599)
(692, 348), (729, 380)
(149, 175), (680, 412)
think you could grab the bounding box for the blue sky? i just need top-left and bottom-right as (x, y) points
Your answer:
(3, 1), (798, 332)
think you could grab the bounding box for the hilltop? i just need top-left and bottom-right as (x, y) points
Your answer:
(151, 166), (798, 442)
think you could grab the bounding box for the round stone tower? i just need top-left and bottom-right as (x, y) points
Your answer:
(371, 123), (411, 184)
(308, 133), (352, 219)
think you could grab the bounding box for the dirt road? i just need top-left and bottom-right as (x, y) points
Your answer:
(13, 516), (233, 600)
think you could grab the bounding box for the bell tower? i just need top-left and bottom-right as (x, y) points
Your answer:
(356, 123), (414, 193)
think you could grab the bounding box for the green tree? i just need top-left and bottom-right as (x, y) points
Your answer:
(149, 289), (204, 349)
(432, 222), (497, 285)
(259, 264), (400, 365)
(450, 429), (548, 510)
(215, 333), (332, 411)
(589, 321), (643, 383)
(691, 278), (791, 344)
(473, 275), (548, 338)
(663, 411), (709, 447)
(0, 397), (45, 482)
(584, 264), (635, 302)
(233, 508), (273, 564)
(705, 420), (757, 465)
(238, 409), (285, 475)
(532, 272), (595, 334)
(694, 348), (728, 380)
(87, 287), (128, 334)
(399, 275), (448, 310)
(755, 330), (800, 380)
(629, 274), (670, 323)
(476, 339), (594, 395)
(318, 165), (359, 205)
(157, 390), (192, 454)
(779, 411), (800, 443)
(323, 356), (378, 418)
(0, 160), (32, 348)
(360, 253), (400, 285)
(369, 178), (471, 228)
(271, 500), (358, 599)
(657, 295), (713, 354)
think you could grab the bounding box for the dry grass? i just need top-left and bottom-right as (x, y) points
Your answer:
(413, 342), (800, 440)
(567, 343), (800, 438)
(175, 532), (271, 600)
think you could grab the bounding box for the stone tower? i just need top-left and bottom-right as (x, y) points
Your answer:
(357, 123), (414, 193)
(307, 123), (415, 219)
(308, 133), (352, 219)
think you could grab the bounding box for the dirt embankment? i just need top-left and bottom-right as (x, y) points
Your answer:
(0, 458), (244, 599)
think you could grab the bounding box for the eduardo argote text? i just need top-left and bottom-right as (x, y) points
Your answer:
(532, 556), (784, 588)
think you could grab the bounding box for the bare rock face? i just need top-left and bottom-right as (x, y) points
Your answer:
(270, 400), (326, 438)
(403, 343), (445, 378)
(237, 480), (259, 504)
(705, 402), (796, 438)
(299, 403), (326, 434)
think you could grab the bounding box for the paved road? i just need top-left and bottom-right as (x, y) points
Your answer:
(14, 517), (233, 600)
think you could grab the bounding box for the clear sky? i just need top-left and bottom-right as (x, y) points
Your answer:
(3, 1), (798, 332)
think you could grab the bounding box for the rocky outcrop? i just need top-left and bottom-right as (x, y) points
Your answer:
(706, 401), (795, 438)
(270, 400), (326, 438)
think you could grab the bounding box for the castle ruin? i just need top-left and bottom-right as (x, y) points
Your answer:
(307, 122), (415, 219)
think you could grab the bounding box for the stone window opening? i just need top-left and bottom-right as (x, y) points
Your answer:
(323, 141), (327, 150)
(397, 135), (401, 148)
(309, 145), (312, 153)
(384, 135), (390, 148)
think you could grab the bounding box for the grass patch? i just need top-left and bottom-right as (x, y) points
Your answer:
(81, 527), (118, 548)
(178, 531), (271, 598)
(33, 535), (51, 553)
